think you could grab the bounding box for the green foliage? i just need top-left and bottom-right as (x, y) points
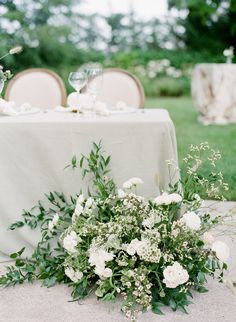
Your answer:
(168, 0), (236, 53)
(146, 97), (236, 200)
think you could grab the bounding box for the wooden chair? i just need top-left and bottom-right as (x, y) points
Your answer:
(5, 68), (67, 109)
(84, 68), (145, 108)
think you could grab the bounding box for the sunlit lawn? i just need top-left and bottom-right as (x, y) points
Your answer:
(146, 97), (236, 201)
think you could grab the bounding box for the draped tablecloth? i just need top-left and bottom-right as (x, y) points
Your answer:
(192, 64), (236, 125)
(0, 109), (178, 261)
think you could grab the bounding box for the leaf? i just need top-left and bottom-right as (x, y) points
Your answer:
(196, 286), (208, 293)
(9, 221), (24, 230)
(71, 155), (77, 168)
(10, 247), (25, 259)
(152, 303), (164, 315)
(43, 276), (57, 288)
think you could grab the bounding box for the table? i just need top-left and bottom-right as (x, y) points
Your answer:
(192, 64), (236, 125)
(0, 109), (178, 261)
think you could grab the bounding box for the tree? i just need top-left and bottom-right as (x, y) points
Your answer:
(168, 0), (236, 53)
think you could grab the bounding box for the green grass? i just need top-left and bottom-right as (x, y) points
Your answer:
(146, 97), (236, 201)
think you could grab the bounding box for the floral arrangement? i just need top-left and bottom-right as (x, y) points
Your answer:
(0, 142), (234, 321)
(0, 46), (23, 95)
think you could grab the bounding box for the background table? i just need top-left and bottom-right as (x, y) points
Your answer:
(0, 109), (178, 260)
(192, 64), (236, 125)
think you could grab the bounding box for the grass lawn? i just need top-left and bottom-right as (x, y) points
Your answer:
(146, 97), (236, 201)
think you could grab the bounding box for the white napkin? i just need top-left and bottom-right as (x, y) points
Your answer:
(94, 101), (110, 116)
(115, 101), (128, 110)
(0, 99), (17, 116)
(55, 106), (75, 113)
(0, 99), (34, 116)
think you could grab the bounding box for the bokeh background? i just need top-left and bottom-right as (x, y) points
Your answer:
(1, 0), (236, 199)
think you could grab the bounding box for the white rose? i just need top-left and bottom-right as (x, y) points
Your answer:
(211, 241), (230, 262)
(163, 262), (189, 288)
(123, 177), (143, 189)
(203, 232), (215, 245)
(126, 239), (140, 256)
(89, 248), (114, 268)
(95, 266), (112, 278)
(118, 189), (126, 198)
(182, 211), (201, 230)
(154, 192), (182, 206)
(65, 267), (83, 282)
(63, 231), (78, 253)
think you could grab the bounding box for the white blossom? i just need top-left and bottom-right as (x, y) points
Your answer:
(182, 211), (201, 230)
(48, 213), (59, 231)
(74, 203), (84, 216)
(123, 177), (144, 189)
(65, 267), (83, 282)
(85, 197), (94, 209)
(154, 193), (182, 206)
(203, 232), (215, 245)
(211, 241), (230, 262)
(163, 262), (189, 288)
(95, 266), (112, 278)
(9, 46), (23, 55)
(77, 194), (84, 205)
(63, 231), (78, 253)
(118, 189), (126, 198)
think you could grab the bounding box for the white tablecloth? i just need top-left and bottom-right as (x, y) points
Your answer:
(0, 109), (178, 260)
(192, 63), (236, 124)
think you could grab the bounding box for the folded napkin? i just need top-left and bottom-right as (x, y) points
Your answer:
(115, 101), (128, 110)
(93, 101), (110, 116)
(0, 98), (34, 116)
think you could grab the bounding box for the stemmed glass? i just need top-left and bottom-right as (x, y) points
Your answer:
(68, 71), (88, 110)
(84, 63), (103, 106)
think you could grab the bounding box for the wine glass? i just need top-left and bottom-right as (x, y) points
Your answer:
(68, 71), (87, 110)
(84, 63), (103, 105)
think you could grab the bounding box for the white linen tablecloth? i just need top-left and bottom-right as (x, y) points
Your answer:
(0, 109), (178, 260)
(192, 63), (236, 124)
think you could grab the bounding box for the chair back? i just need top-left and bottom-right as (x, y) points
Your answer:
(5, 68), (66, 109)
(86, 68), (145, 108)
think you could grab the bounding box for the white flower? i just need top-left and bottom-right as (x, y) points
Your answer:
(63, 231), (78, 253)
(142, 212), (161, 229)
(74, 203), (84, 217)
(182, 211), (201, 230)
(163, 262), (189, 288)
(126, 239), (140, 256)
(95, 266), (112, 278)
(89, 248), (114, 269)
(48, 213), (59, 231)
(203, 232), (215, 245)
(77, 194), (84, 205)
(211, 241), (230, 262)
(223, 46), (234, 57)
(118, 189), (126, 198)
(154, 192), (182, 206)
(9, 46), (23, 55)
(122, 177), (144, 189)
(65, 267), (83, 283)
(85, 197), (94, 209)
